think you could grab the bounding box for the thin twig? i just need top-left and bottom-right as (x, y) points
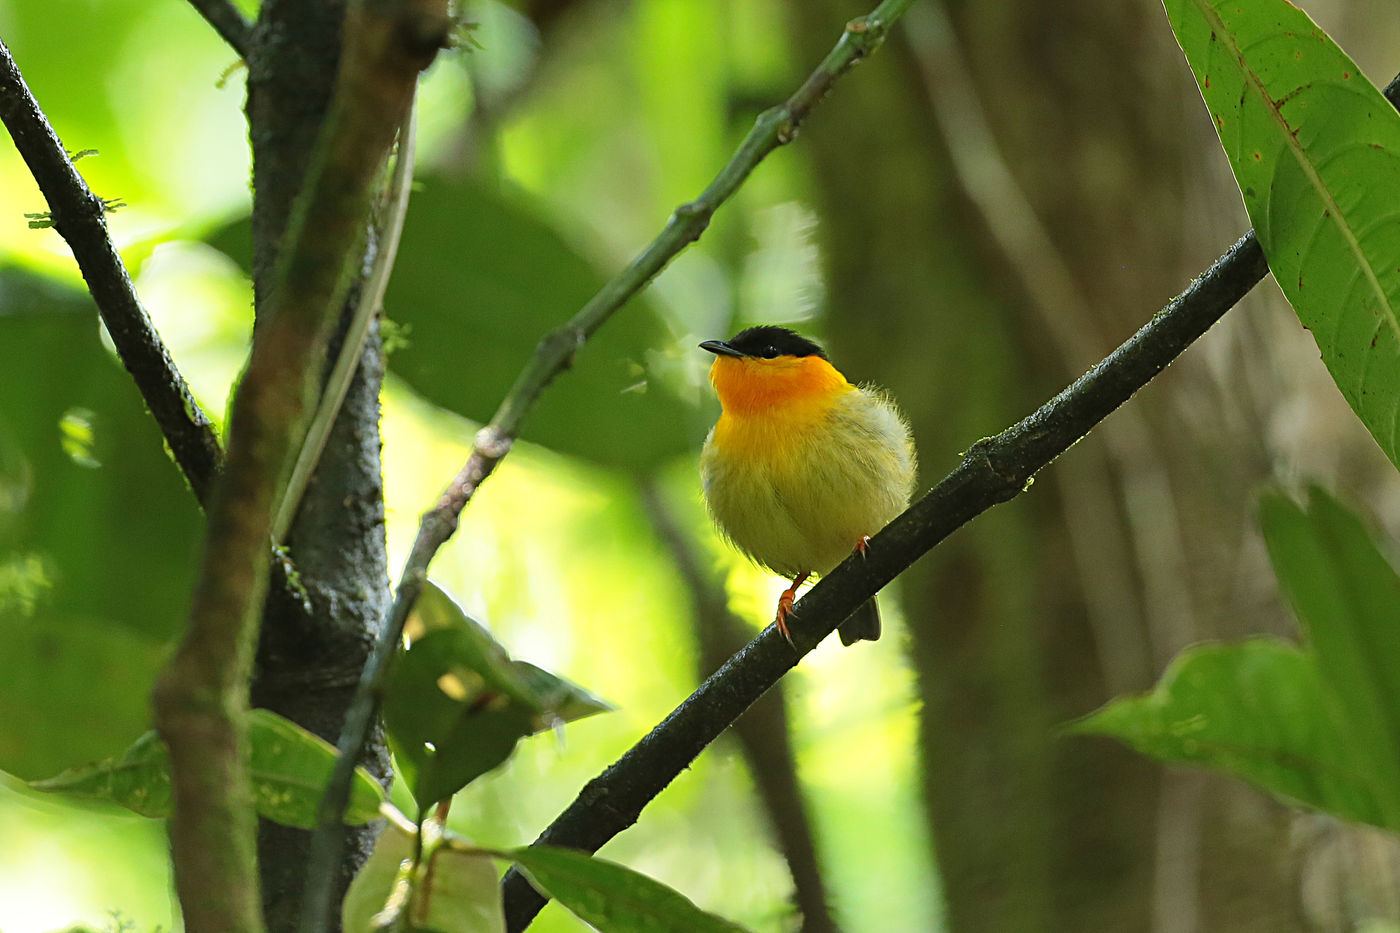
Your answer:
(150, 3), (449, 932)
(272, 102), (418, 543)
(498, 229), (1273, 931)
(185, 0), (254, 60)
(304, 0), (920, 916)
(0, 37), (223, 504)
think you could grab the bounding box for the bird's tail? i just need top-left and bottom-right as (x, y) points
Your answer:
(838, 596), (881, 646)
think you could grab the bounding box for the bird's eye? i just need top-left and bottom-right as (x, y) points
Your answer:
(761, 345), (780, 359)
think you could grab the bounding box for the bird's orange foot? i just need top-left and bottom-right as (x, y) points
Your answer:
(774, 572), (810, 647)
(854, 535), (872, 557)
(775, 593), (796, 646)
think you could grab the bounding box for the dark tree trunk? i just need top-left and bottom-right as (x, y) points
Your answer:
(245, 2), (393, 929)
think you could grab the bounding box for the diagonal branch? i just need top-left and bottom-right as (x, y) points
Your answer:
(185, 0), (255, 60)
(0, 37), (223, 504)
(303, 0), (920, 922)
(495, 70), (1400, 927)
(498, 230), (1272, 930)
(149, 3), (450, 932)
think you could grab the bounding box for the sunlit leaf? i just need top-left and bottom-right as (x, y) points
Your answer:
(28, 730), (172, 818)
(1164, 0), (1400, 464)
(29, 710), (386, 829)
(507, 845), (751, 933)
(1068, 638), (1396, 829)
(511, 661), (614, 730)
(384, 582), (611, 810)
(343, 822), (504, 933)
(404, 582), (537, 707)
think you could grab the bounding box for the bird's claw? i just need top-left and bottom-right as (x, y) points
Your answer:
(774, 593), (797, 647)
(773, 572), (808, 648)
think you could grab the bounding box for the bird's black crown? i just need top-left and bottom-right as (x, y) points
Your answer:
(726, 326), (828, 360)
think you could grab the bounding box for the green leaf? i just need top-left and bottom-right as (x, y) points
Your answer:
(30, 710), (386, 829)
(206, 176), (706, 470)
(1069, 638), (1396, 829)
(384, 582), (612, 810)
(1258, 487), (1400, 827)
(245, 709), (387, 829)
(0, 613), (168, 783)
(511, 661), (614, 729)
(28, 730), (172, 818)
(507, 845), (751, 933)
(1163, 0), (1400, 465)
(0, 269), (203, 778)
(343, 823), (504, 933)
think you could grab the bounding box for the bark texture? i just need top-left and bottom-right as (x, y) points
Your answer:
(246, 2), (393, 929)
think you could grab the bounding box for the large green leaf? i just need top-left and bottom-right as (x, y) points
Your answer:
(342, 823), (504, 933)
(386, 175), (700, 471)
(1069, 639), (1395, 829)
(507, 845), (751, 933)
(384, 582), (611, 810)
(1074, 488), (1400, 831)
(0, 269), (203, 777)
(1258, 487), (1400, 826)
(30, 709), (386, 829)
(206, 175), (704, 470)
(1164, 0), (1400, 465)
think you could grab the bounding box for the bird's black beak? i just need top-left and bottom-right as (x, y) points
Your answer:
(700, 339), (744, 358)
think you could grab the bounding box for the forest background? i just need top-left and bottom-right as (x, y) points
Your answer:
(3, 0), (1400, 931)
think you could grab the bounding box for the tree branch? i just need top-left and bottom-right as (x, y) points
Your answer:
(149, 3), (449, 931)
(0, 37), (223, 504)
(496, 65), (1400, 932)
(304, 0), (920, 922)
(497, 228), (1271, 929)
(185, 0), (255, 59)
(272, 102), (417, 543)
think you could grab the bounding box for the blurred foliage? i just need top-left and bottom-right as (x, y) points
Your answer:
(0, 0), (932, 931)
(0, 269), (201, 782)
(207, 174), (706, 470)
(11, 0), (1399, 928)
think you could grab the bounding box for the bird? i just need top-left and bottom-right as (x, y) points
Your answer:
(698, 325), (917, 646)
